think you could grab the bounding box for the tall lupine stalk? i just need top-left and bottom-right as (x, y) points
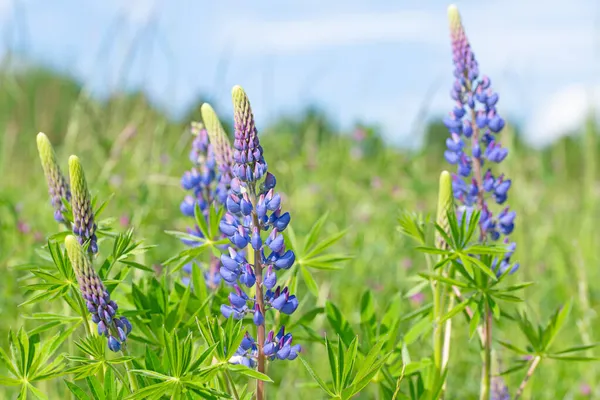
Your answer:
(211, 86), (299, 400)
(435, 171), (454, 386)
(36, 132), (71, 226)
(179, 121), (230, 287)
(444, 5), (518, 399)
(69, 156), (99, 254)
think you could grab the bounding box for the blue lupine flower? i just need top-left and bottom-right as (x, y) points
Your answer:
(65, 236), (132, 352)
(210, 86), (300, 367)
(179, 122), (236, 288)
(446, 6), (518, 276)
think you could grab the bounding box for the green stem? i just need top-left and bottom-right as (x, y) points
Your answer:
(513, 356), (541, 400)
(121, 345), (139, 393)
(480, 302), (492, 400)
(225, 370), (241, 400)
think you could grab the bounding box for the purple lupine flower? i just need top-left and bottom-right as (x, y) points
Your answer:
(69, 156), (98, 254)
(445, 6), (518, 276)
(36, 133), (72, 224)
(212, 86), (300, 367)
(179, 122), (236, 288)
(65, 236), (132, 352)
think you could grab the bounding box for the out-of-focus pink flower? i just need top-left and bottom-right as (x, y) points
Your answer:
(353, 128), (367, 142)
(371, 176), (382, 190)
(580, 383), (592, 396)
(17, 220), (30, 234)
(400, 257), (413, 270)
(33, 231), (44, 242)
(119, 214), (130, 228)
(410, 292), (425, 306)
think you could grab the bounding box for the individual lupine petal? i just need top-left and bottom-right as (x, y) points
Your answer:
(444, 150), (460, 164)
(264, 172), (276, 190)
(240, 333), (254, 350)
(240, 193), (253, 216)
(220, 267), (239, 284)
(36, 133), (71, 223)
(68, 156), (98, 254)
(274, 250), (295, 269)
(117, 327), (127, 342)
(458, 154), (471, 177)
(180, 196), (196, 217)
(256, 195), (267, 219)
(229, 291), (247, 308)
(281, 295), (299, 315)
(231, 225), (249, 248)
(120, 317), (132, 335)
(251, 227), (262, 250)
(264, 342), (277, 357)
(98, 321), (108, 336)
(108, 336), (121, 352)
(446, 133), (464, 152)
(221, 254), (239, 271)
(240, 264), (256, 287)
(287, 344), (301, 360)
(264, 265), (277, 289)
(266, 193), (281, 211)
(276, 344), (291, 360)
(274, 212), (291, 231)
(267, 230), (284, 253)
(253, 304), (264, 326)
(488, 113), (505, 133)
(220, 214), (238, 236)
(221, 304), (242, 319)
(226, 194), (242, 214)
(272, 290), (288, 310)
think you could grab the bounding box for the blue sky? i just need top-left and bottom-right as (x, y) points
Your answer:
(1, 0), (599, 147)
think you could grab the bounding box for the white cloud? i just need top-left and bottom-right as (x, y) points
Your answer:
(526, 84), (600, 147)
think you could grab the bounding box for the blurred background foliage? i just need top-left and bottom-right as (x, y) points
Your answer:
(0, 63), (599, 398)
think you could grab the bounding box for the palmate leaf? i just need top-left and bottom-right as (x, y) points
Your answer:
(301, 335), (389, 399)
(127, 326), (226, 399)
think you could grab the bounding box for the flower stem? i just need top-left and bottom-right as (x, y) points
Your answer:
(480, 302), (492, 400)
(513, 356), (541, 400)
(121, 344), (139, 393)
(225, 369), (241, 400)
(251, 213), (266, 400)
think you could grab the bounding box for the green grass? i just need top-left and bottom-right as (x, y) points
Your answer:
(0, 67), (599, 399)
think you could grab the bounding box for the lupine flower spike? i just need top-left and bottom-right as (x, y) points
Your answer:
(201, 103), (234, 203)
(65, 235), (132, 351)
(36, 132), (71, 224)
(445, 5), (518, 276)
(69, 156), (98, 254)
(212, 86), (300, 391)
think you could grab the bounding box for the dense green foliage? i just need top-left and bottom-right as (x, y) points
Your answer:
(1, 67), (599, 399)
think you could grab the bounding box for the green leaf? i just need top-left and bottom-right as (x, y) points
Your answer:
(301, 266), (319, 297)
(553, 343), (600, 355)
(125, 381), (173, 400)
(85, 376), (105, 400)
(228, 364), (273, 382)
(440, 297), (472, 324)
(299, 356), (334, 396)
(303, 212), (329, 253)
(325, 301), (355, 347)
(65, 381), (92, 400)
(403, 316), (432, 346)
(325, 335), (339, 393)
